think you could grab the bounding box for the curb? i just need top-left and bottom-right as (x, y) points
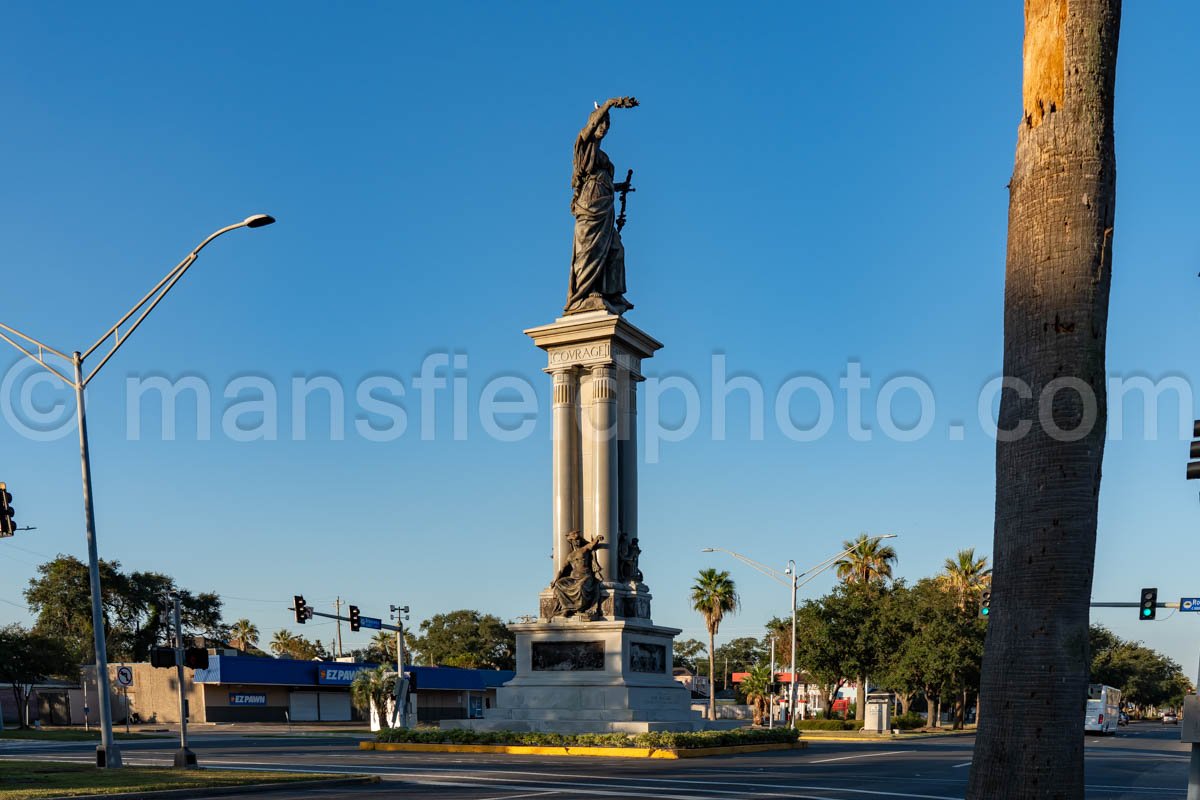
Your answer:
(49, 776), (379, 800)
(361, 741), (805, 759)
(798, 731), (974, 742)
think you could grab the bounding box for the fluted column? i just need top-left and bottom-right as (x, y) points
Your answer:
(588, 364), (619, 581)
(551, 368), (580, 579)
(618, 376), (639, 580)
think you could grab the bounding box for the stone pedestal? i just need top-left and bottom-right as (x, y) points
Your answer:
(445, 311), (701, 733)
(443, 619), (700, 733)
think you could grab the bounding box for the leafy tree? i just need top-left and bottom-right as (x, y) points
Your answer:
(672, 638), (706, 673)
(714, 637), (765, 687)
(350, 665), (396, 729)
(23, 555), (224, 664)
(407, 610), (515, 670)
(792, 600), (846, 717)
(968, 2), (1122, 797)
(691, 568), (739, 721)
(0, 625), (73, 728)
(762, 616), (793, 671)
(879, 579), (985, 729)
(1089, 624), (1190, 709)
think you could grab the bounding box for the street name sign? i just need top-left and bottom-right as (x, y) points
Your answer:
(360, 616), (382, 630)
(1180, 598), (1200, 612)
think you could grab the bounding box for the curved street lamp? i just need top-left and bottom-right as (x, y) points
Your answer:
(0, 214), (275, 768)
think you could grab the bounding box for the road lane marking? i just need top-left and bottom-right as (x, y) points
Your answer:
(951, 762), (972, 768)
(809, 750), (915, 764)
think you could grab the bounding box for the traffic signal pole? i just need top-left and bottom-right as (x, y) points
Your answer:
(289, 600), (411, 727)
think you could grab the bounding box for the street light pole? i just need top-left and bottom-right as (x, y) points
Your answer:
(72, 352), (120, 766)
(0, 214), (275, 768)
(787, 559), (797, 723)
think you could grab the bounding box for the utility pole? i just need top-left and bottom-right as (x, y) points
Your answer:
(333, 597), (343, 658)
(168, 592), (196, 768)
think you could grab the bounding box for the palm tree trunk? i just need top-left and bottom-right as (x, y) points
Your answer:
(708, 629), (716, 721)
(967, 2), (1120, 797)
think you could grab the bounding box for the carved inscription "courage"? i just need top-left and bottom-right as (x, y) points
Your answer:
(550, 344), (611, 365)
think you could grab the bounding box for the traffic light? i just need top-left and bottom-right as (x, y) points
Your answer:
(0, 482), (15, 537)
(184, 647), (209, 670)
(979, 589), (992, 618)
(294, 595), (308, 624)
(349, 605), (361, 632)
(1189, 421), (1200, 479)
(150, 646), (176, 669)
(1140, 588), (1158, 620)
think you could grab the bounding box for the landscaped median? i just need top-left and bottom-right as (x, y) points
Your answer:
(362, 727), (805, 759)
(0, 760), (376, 800)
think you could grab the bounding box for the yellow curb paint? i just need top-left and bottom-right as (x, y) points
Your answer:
(361, 740), (805, 759)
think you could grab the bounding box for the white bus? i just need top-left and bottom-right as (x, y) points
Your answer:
(1085, 684), (1121, 735)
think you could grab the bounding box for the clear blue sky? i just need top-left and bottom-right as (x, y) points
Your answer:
(1, 3), (1198, 673)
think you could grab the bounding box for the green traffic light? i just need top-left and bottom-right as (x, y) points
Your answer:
(981, 608), (989, 616)
(1142, 608), (1151, 617)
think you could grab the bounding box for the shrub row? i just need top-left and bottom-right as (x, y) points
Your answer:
(375, 726), (799, 749)
(794, 719), (859, 731)
(892, 713), (927, 731)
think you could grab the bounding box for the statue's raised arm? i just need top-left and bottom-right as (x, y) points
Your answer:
(578, 97), (639, 142)
(565, 97), (638, 316)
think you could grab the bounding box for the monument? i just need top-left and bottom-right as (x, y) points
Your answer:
(444, 98), (702, 733)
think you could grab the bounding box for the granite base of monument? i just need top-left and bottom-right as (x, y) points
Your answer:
(442, 619), (703, 733)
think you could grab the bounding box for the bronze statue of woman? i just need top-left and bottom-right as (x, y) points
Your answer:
(551, 530), (604, 617)
(565, 96), (638, 316)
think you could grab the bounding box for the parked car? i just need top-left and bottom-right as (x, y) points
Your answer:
(1118, 711), (1129, 726)
(1162, 711), (1178, 724)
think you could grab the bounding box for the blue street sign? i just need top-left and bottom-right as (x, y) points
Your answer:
(1180, 598), (1200, 612)
(360, 616), (382, 629)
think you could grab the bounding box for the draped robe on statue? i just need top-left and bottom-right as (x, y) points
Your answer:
(566, 126), (629, 314)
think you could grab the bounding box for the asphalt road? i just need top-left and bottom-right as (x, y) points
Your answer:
(1, 723), (1190, 799)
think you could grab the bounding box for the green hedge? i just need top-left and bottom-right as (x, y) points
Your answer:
(794, 719), (859, 731)
(892, 713), (926, 731)
(375, 726), (799, 750)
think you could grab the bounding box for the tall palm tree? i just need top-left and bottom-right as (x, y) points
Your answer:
(834, 534), (897, 585)
(269, 629), (298, 657)
(967, 2), (1121, 797)
(228, 619), (260, 652)
(940, 549), (992, 611)
(691, 568), (739, 722)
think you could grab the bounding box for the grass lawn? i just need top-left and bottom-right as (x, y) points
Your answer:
(0, 760), (333, 799)
(0, 730), (158, 741)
